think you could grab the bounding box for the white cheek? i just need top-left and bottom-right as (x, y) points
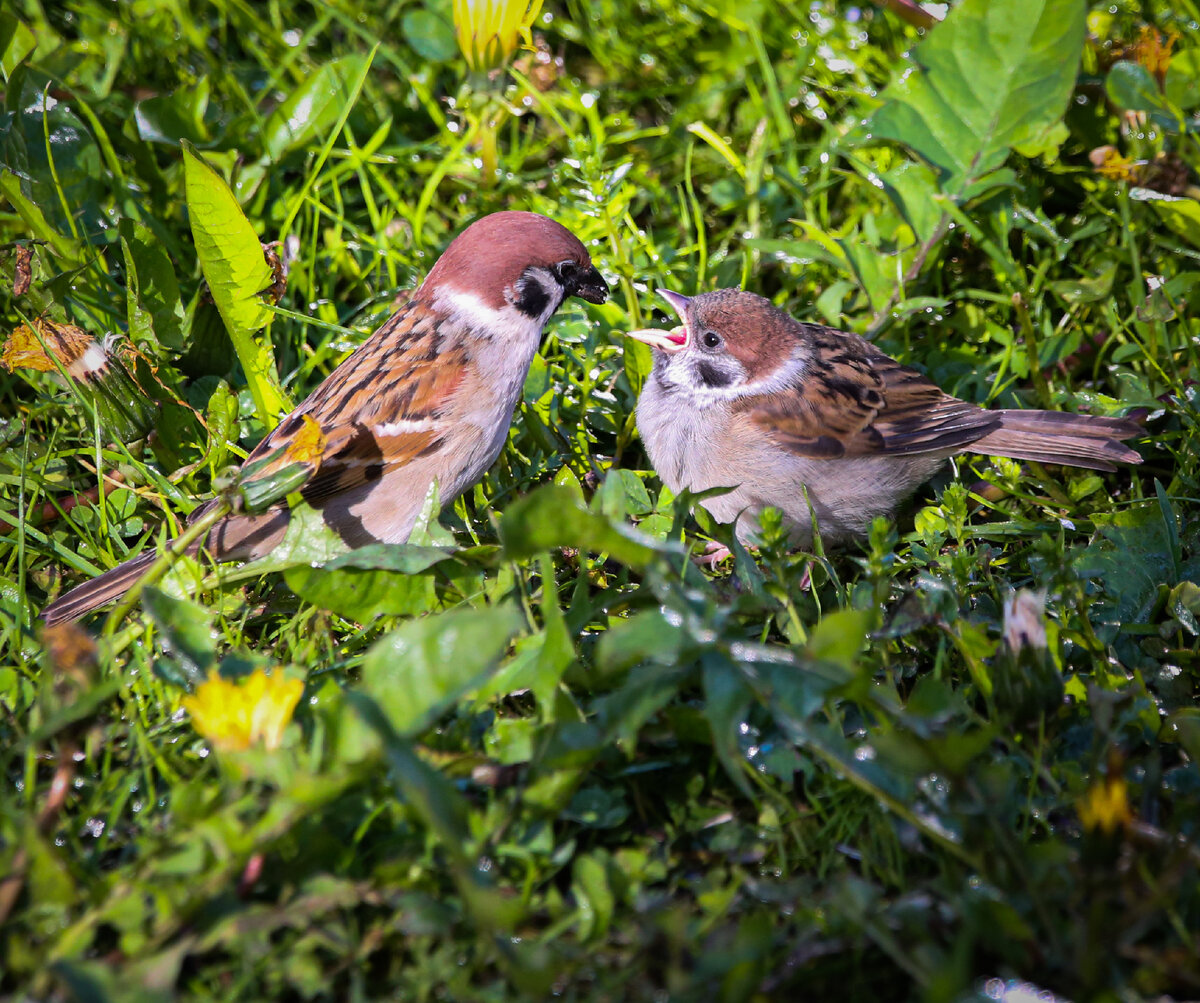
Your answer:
(655, 346), (809, 405)
(433, 287), (555, 347)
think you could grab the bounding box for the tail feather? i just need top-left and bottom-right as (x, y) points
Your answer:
(970, 409), (1144, 472)
(42, 552), (161, 627)
(41, 509), (290, 626)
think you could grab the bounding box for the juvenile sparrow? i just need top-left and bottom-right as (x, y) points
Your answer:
(629, 289), (1142, 549)
(43, 210), (608, 624)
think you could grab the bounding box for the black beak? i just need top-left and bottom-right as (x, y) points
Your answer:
(569, 265), (609, 305)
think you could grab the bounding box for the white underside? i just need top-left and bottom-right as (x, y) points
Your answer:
(348, 287), (553, 544)
(637, 376), (946, 547)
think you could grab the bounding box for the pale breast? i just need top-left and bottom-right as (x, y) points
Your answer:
(637, 374), (948, 547)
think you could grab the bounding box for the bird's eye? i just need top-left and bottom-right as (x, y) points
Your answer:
(555, 260), (579, 281)
(701, 331), (722, 349)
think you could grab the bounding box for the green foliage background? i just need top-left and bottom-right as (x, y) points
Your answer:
(3, 0), (1200, 998)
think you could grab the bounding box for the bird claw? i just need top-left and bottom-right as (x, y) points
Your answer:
(697, 540), (733, 568)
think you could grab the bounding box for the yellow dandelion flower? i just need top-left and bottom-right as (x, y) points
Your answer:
(454, 0), (542, 73)
(182, 669), (304, 752)
(1078, 774), (1132, 835)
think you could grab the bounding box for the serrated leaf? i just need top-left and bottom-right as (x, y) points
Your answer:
(865, 0), (1085, 196)
(359, 604), (522, 737)
(181, 141), (289, 426)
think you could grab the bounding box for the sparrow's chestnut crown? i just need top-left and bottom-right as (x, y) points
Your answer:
(419, 210), (607, 313)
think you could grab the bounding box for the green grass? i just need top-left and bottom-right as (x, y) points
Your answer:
(3, 0), (1200, 999)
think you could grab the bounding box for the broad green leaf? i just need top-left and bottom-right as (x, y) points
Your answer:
(263, 56), (364, 160)
(807, 608), (872, 671)
(572, 852), (617, 941)
(0, 13), (36, 82)
(181, 141), (289, 425)
(0, 169), (85, 267)
(865, 0), (1085, 196)
(1105, 61), (1165, 113)
(237, 500), (351, 575)
(1166, 49), (1200, 109)
(877, 160), (943, 244)
(702, 654), (755, 797)
(350, 692), (525, 931)
(134, 79), (211, 145)
(1137, 190), (1200, 251)
(119, 218), (185, 349)
(499, 484), (670, 569)
(142, 587), (218, 688)
(0, 72), (105, 234)
(401, 10), (458, 63)
(284, 545), (462, 622)
(359, 604), (522, 737)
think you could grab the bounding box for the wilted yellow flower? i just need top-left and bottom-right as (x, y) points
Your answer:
(2, 319), (92, 374)
(1078, 774), (1132, 834)
(182, 669), (304, 752)
(1133, 25), (1177, 81)
(1089, 146), (1139, 182)
(454, 0), (542, 73)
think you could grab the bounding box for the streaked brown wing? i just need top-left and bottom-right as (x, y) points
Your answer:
(741, 327), (1000, 459)
(237, 302), (461, 499)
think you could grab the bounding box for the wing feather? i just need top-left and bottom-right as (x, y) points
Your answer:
(738, 326), (999, 459)
(236, 302), (461, 500)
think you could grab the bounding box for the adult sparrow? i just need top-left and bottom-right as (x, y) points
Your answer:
(628, 288), (1142, 549)
(43, 210), (608, 624)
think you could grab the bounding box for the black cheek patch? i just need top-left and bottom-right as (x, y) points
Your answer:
(697, 361), (733, 388)
(513, 278), (551, 318)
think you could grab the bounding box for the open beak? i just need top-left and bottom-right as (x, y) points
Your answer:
(570, 264), (610, 304)
(627, 326), (688, 352)
(625, 288), (693, 353)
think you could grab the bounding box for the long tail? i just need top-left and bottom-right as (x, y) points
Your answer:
(41, 551), (161, 627)
(41, 508), (290, 626)
(970, 410), (1144, 471)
